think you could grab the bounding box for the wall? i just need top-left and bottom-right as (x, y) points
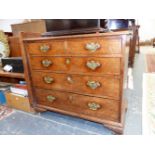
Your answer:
(1, 19), (155, 41)
(137, 19), (155, 41)
(0, 19), (25, 32)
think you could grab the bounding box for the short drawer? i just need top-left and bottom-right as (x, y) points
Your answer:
(29, 56), (121, 75)
(26, 40), (66, 55)
(66, 37), (122, 55)
(32, 72), (120, 100)
(35, 88), (120, 122)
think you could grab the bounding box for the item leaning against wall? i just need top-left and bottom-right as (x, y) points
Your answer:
(0, 30), (10, 67)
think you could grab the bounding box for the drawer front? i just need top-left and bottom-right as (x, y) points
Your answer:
(66, 37), (122, 55)
(29, 56), (121, 75)
(26, 37), (122, 56)
(26, 40), (65, 55)
(35, 88), (119, 122)
(32, 72), (120, 100)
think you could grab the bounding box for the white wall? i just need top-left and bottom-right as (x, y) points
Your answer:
(0, 19), (25, 32)
(1, 19), (155, 41)
(138, 19), (155, 41)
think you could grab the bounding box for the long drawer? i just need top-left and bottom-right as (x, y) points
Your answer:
(26, 37), (121, 56)
(29, 56), (121, 75)
(35, 88), (120, 122)
(32, 72), (120, 100)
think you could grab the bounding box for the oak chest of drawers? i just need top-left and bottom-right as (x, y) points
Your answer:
(21, 31), (129, 134)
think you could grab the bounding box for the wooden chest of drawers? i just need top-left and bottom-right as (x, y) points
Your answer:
(21, 31), (129, 134)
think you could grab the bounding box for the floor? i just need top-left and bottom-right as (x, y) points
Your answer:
(143, 73), (155, 135)
(146, 54), (155, 72)
(0, 46), (150, 135)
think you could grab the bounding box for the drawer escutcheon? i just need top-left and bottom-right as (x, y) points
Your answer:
(88, 102), (101, 110)
(66, 58), (71, 65)
(68, 95), (74, 103)
(67, 76), (74, 84)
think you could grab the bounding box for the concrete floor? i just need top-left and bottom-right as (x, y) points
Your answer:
(0, 46), (149, 135)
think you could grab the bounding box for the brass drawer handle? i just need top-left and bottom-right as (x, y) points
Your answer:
(41, 59), (52, 67)
(39, 44), (50, 52)
(66, 58), (71, 65)
(88, 102), (101, 111)
(87, 81), (101, 89)
(47, 95), (56, 102)
(86, 60), (101, 70)
(43, 76), (54, 84)
(85, 42), (100, 52)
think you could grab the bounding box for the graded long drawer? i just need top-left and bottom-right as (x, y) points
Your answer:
(35, 88), (120, 122)
(29, 56), (121, 75)
(26, 36), (122, 56)
(32, 72), (120, 100)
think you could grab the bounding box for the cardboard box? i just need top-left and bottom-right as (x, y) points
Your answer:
(11, 20), (46, 36)
(5, 91), (34, 113)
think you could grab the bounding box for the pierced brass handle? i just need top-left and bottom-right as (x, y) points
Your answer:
(85, 42), (100, 52)
(39, 44), (50, 52)
(86, 60), (101, 70)
(47, 95), (56, 102)
(43, 76), (54, 84)
(41, 59), (52, 67)
(87, 81), (101, 90)
(88, 102), (101, 111)
(67, 76), (74, 84)
(66, 58), (71, 65)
